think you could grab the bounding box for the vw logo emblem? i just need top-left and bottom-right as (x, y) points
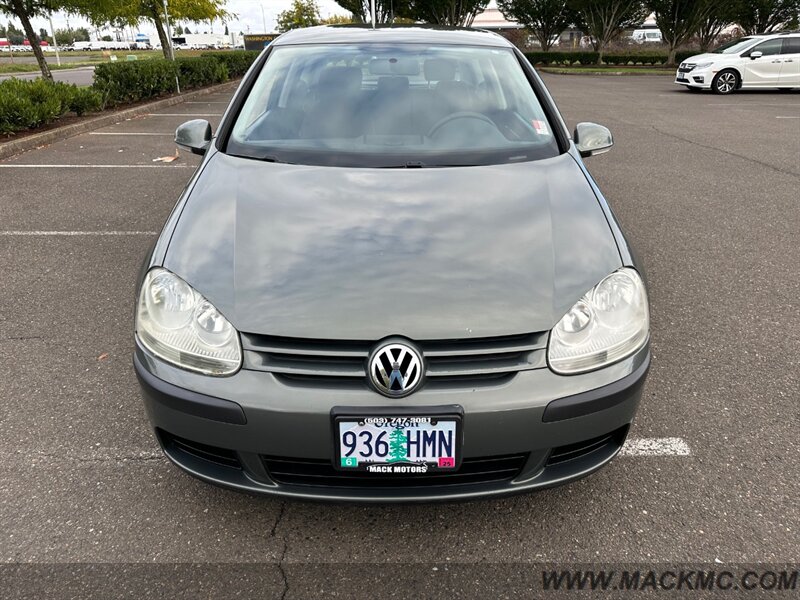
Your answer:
(368, 342), (424, 397)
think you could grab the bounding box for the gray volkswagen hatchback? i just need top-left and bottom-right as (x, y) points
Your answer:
(134, 26), (650, 502)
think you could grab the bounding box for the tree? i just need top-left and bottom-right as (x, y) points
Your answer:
(174, 23), (183, 34)
(223, 22), (228, 35)
(101, 34), (113, 41)
(400, 0), (490, 26)
(6, 21), (23, 44)
(333, 1), (397, 23)
(81, 0), (228, 59)
(320, 13), (354, 25)
(568, 0), (649, 63)
(696, 0), (737, 52)
(497, 0), (577, 51)
(648, 0), (716, 65)
(53, 26), (89, 44)
(729, 0), (800, 35)
(276, 0), (321, 32)
(0, 1), (87, 79)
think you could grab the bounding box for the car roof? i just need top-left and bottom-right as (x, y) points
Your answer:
(272, 25), (514, 48)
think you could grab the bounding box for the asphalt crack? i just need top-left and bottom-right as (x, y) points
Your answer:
(271, 501), (289, 600)
(651, 125), (800, 179)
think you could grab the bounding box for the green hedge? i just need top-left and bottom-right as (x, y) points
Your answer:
(201, 50), (261, 78)
(524, 50), (697, 66)
(93, 60), (178, 106)
(93, 56), (231, 107)
(0, 78), (102, 135)
(176, 56), (228, 88)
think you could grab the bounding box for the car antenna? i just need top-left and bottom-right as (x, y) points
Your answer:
(371, 0), (376, 29)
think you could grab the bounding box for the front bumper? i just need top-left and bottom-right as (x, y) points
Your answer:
(135, 341), (650, 502)
(675, 68), (712, 89)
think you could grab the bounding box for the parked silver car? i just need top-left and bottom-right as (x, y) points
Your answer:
(134, 25), (650, 502)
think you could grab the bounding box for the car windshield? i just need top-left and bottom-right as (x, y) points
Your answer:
(226, 44), (560, 167)
(711, 37), (756, 54)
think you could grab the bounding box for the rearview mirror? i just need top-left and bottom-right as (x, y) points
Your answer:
(749, 50), (762, 60)
(175, 119), (212, 155)
(574, 122), (613, 157)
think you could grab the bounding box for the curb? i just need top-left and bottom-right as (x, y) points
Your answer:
(0, 80), (239, 161)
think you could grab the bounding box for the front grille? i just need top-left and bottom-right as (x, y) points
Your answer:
(263, 454), (528, 489)
(241, 332), (548, 388)
(678, 63), (696, 73)
(546, 426), (629, 467)
(159, 430), (242, 469)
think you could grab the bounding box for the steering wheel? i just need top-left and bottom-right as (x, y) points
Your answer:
(427, 112), (496, 138)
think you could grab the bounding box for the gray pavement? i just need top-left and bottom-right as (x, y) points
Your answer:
(0, 77), (798, 598)
(0, 66), (95, 86)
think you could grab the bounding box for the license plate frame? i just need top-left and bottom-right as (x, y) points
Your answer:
(331, 405), (464, 473)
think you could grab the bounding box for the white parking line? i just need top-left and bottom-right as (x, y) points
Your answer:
(89, 132), (173, 136)
(620, 437), (691, 456)
(185, 101), (229, 104)
(0, 164), (192, 168)
(776, 116), (800, 119)
(0, 231), (157, 236)
(147, 113), (224, 117)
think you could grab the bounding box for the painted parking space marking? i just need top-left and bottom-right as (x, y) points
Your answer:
(89, 132), (173, 136)
(146, 113), (224, 117)
(775, 116), (800, 119)
(0, 231), (158, 236)
(185, 101), (229, 104)
(619, 437), (691, 456)
(0, 164), (192, 168)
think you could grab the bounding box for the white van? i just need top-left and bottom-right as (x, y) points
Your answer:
(632, 30), (663, 44)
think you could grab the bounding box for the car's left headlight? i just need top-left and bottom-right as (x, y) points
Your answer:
(548, 268), (649, 375)
(136, 268), (242, 376)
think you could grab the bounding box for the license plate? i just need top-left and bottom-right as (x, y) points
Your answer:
(333, 413), (461, 474)
(677, 76), (688, 82)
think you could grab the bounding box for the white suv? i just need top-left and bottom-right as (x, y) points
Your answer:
(676, 32), (800, 94)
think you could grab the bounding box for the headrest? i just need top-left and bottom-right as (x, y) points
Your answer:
(369, 57), (420, 76)
(376, 76), (409, 93)
(424, 58), (456, 82)
(317, 66), (362, 93)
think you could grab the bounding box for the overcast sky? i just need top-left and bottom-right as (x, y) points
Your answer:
(17, 1), (484, 39)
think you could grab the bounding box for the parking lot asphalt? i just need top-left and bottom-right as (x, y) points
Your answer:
(0, 78), (798, 597)
(0, 67), (95, 86)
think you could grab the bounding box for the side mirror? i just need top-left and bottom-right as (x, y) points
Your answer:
(175, 119), (212, 155)
(574, 122), (613, 157)
(749, 50), (762, 60)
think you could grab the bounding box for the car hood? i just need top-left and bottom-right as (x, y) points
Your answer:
(683, 53), (722, 64)
(163, 151), (621, 340)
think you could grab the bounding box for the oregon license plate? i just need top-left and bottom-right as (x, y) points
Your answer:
(334, 414), (461, 474)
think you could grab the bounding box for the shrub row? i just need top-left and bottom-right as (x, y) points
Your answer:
(1, 52), (257, 136)
(0, 78), (102, 135)
(201, 50), (261, 78)
(93, 56), (232, 106)
(525, 50), (696, 66)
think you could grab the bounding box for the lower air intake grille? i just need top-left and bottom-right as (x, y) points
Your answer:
(159, 430), (242, 469)
(546, 426), (629, 467)
(262, 454), (528, 489)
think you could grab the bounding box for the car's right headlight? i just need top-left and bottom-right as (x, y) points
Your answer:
(548, 268), (649, 375)
(136, 268), (242, 376)
(695, 61), (714, 69)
